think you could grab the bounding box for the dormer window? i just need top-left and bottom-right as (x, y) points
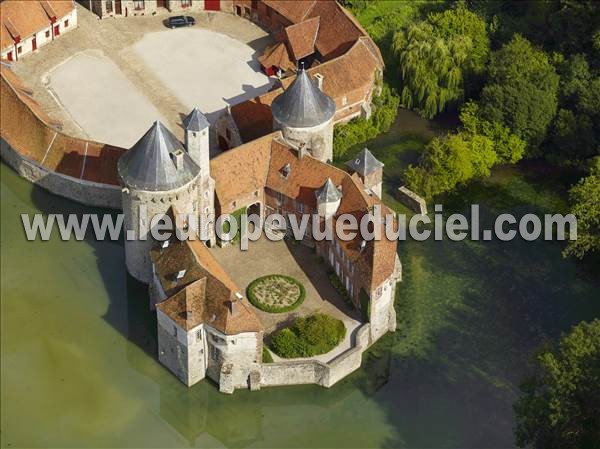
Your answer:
(176, 269), (186, 282)
(281, 163), (291, 179)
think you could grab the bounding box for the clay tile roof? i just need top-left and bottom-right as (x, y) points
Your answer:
(258, 42), (295, 72)
(284, 17), (319, 61)
(271, 67), (335, 128)
(210, 132), (275, 208)
(229, 88), (280, 143)
(118, 121), (200, 191)
(182, 108), (209, 132)
(1, 1), (74, 51)
(346, 147), (384, 176)
(306, 0), (363, 60)
(263, 0), (317, 23)
(153, 237), (262, 334)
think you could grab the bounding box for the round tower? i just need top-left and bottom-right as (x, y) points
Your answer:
(118, 121), (201, 283)
(272, 66), (336, 163)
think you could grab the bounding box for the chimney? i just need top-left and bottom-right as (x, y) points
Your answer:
(171, 149), (185, 170)
(298, 143), (309, 159)
(314, 73), (324, 90)
(229, 298), (240, 316)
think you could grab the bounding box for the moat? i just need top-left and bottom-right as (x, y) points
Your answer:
(2, 111), (599, 447)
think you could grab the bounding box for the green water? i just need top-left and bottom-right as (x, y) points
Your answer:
(2, 111), (599, 447)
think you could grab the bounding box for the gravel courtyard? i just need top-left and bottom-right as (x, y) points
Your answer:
(12, 5), (274, 147)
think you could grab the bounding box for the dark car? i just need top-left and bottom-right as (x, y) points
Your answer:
(166, 16), (195, 28)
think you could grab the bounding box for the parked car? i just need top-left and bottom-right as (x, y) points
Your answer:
(166, 16), (195, 28)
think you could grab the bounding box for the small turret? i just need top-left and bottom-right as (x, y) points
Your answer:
(272, 66), (336, 162)
(346, 148), (384, 198)
(315, 178), (342, 220)
(182, 108), (210, 173)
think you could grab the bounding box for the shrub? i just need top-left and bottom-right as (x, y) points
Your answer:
(270, 314), (346, 359)
(333, 83), (399, 159)
(246, 274), (306, 313)
(327, 271), (353, 307)
(262, 346), (274, 363)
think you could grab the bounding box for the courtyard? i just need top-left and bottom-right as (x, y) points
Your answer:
(12, 4), (274, 148)
(210, 237), (362, 363)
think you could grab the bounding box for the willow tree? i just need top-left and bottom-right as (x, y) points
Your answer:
(392, 3), (489, 119)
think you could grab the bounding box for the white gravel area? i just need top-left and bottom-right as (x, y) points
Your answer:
(132, 28), (275, 122)
(47, 52), (167, 148)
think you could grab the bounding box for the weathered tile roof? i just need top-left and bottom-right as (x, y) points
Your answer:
(1, 1), (74, 52)
(284, 17), (319, 61)
(209, 133), (274, 207)
(262, 0), (316, 24)
(346, 147), (384, 176)
(153, 233), (262, 334)
(258, 42), (295, 72)
(182, 108), (210, 132)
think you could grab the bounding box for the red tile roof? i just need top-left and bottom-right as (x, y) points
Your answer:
(1, 1), (74, 51)
(284, 17), (319, 61)
(262, 0), (316, 23)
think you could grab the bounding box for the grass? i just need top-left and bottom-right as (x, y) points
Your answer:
(270, 313), (346, 359)
(262, 346), (274, 363)
(246, 274), (306, 313)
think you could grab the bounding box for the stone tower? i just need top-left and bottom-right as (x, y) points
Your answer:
(346, 148), (384, 198)
(315, 178), (342, 220)
(183, 108), (216, 246)
(272, 66), (336, 163)
(118, 121), (201, 283)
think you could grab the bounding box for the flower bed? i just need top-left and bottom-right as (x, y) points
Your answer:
(246, 274), (306, 313)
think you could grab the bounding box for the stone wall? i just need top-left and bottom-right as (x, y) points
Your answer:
(257, 324), (371, 390)
(397, 186), (427, 215)
(1, 139), (122, 209)
(274, 117), (334, 163)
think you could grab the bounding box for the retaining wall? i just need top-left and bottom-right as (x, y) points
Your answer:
(1, 138), (122, 209)
(397, 186), (427, 215)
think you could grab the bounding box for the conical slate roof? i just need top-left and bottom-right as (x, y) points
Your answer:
(346, 148), (384, 176)
(183, 108), (210, 132)
(315, 178), (342, 203)
(271, 67), (335, 128)
(118, 121), (200, 191)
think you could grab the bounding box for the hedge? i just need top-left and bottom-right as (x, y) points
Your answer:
(246, 274), (306, 313)
(270, 313), (346, 358)
(262, 346), (274, 363)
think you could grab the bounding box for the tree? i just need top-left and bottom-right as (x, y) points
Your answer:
(480, 35), (559, 152)
(563, 158), (600, 259)
(392, 3), (489, 118)
(514, 319), (600, 449)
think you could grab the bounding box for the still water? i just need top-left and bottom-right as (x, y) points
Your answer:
(2, 114), (599, 447)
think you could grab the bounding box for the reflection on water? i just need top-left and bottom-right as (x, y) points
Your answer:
(2, 115), (599, 449)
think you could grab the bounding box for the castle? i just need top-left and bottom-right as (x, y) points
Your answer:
(1, 0), (400, 393)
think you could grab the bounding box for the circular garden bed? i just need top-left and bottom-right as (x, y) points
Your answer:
(246, 274), (306, 313)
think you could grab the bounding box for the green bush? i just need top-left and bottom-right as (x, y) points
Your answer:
(270, 314), (346, 358)
(262, 346), (274, 363)
(333, 83), (399, 159)
(246, 274), (306, 313)
(327, 271), (353, 307)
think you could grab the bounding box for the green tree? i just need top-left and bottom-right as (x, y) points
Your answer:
(514, 319), (600, 449)
(392, 3), (489, 118)
(480, 35), (559, 152)
(563, 158), (600, 259)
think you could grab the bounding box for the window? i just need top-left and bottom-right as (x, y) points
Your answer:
(225, 128), (231, 140)
(133, 0), (145, 10)
(296, 202), (304, 214)
(106, 0), (113, 13)
(45, 30), (50, 38)
(209, 344), (220, 361)
(342, 96), (347, 106)
(17, 46), (22, 54)
(192, 131), (197, 138)
(231, 201), (237, 208)
(6, 51), (12, 61)
(172, 324), (177, 336)
(64, 19), (69, 28)
(196, 330), (202, 341)
(181, 0), (192, 7)
(276, 191), (284, 205)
